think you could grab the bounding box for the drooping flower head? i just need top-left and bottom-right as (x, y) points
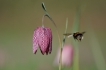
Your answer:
(33, 26), (52, 55)
(54, 44), (74, 67)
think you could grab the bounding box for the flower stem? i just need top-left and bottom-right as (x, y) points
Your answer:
(71, 6), (81, 70)
(62, 18), (68, 47)
(42, 14), (46, 27)
(41, 2), (62, 70)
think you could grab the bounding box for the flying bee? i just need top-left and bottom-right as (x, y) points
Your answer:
(63, 32), (86, 41)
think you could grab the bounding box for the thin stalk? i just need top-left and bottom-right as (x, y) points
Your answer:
(41, 2), (62, 70)
(71, 6), (81, 70)
(61, 18), (68, 70)
(42, 14), (46, 27)
(62, 18), (68, 47)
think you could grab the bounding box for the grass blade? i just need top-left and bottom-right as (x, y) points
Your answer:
(71, 7), (81, 70)
(88, 24), (106, 70)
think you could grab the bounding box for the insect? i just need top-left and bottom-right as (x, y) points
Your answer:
(63, 32), (86, 41)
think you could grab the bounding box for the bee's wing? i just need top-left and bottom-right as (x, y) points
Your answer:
(63, 33), (72, 36)
(81, 32), (85, 39)
(67, 34), (73, 38)
(82, 32), (86, 35)
(63, 33), (73, 38)
(82, 37), (84, 39)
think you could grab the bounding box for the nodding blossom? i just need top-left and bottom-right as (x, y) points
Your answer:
(33, 26), (52, 55)
(54, 44), (74, 67)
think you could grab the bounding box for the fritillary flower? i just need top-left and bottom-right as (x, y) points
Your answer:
(33, 26), (52, 55)
(54, 44), (74, 67)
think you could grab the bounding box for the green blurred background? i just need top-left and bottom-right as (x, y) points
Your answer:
(0, 0), (106, 70)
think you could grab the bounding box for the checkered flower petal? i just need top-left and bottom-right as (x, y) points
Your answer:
(47, 28), (52, 54)
(33, 27), (39, 54)
(33, 26), (52, 55)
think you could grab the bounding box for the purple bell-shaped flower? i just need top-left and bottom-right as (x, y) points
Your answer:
(54, 44), (74, 67)
(33, 26), (52, 55)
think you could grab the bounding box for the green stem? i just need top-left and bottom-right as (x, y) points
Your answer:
(71, 6), (81, 70)
(62, 18), (68, 47)
(42, 14), (46, 27)
(41, 2), (62, 70)
(72, 42), (79, 70)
